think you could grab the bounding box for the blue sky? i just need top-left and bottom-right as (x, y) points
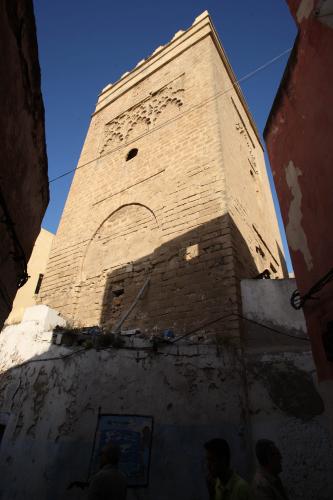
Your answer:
(33, 0), (297, 271)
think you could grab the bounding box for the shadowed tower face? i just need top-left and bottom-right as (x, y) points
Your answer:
(40, 11), (286, 338)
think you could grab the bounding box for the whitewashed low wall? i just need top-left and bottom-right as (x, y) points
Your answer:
(0, 304), (332, 500)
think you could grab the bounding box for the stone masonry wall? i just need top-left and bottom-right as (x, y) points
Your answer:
(39, 13), (285, 338)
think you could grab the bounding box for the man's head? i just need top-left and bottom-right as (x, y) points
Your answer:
(255, 439), (282, 475)
(100, 442), (121, 468)
(204, 438), (231, 479)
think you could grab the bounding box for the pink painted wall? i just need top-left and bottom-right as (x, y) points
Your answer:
(264, 0), (333, 381)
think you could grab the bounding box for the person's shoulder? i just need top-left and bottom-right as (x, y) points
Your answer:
(89, 469), (108, 488)
(251, 469), (277, 500)
(103, 467), (126, 481)
(252, 469), (273, 490)
(88, 472), (105, 500)
(91, 467), (125, 483)
(252, 469), (264, 485)
(112, 469), (127, 483)
(234, 473), (250, 489)
(89, 468), (127, 495)
(233, 473), (252, 499)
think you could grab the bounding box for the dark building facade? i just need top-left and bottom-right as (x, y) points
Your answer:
(0, 0), (49, 327)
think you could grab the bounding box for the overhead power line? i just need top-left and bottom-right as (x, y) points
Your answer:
(49, 47), (292, 184)
(2, 307), (310, 375)
(291, 267), (333, 310)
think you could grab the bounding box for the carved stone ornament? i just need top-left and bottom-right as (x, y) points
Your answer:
(235, 121), (257, 172)
(100, 75), (185, 154)
(232, 97), (257, 172)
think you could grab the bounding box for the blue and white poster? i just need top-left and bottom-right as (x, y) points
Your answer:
(91, 414), (153, 486)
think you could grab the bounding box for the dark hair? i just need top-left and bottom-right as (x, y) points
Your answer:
(255, 439), (277, 466)
(204, 439), (230, 464)
(102, 442), (121, 465)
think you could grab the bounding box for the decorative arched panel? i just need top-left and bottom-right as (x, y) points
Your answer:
(82, 204), (159, 281)
(76, 204), (159, 326)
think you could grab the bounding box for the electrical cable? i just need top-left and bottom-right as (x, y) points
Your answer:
(291, 267), (333, 310)
(1, 297), (310, 375)
(112, 275), (151, 333)
(236, 313), (310, 342)
(171, 312), (237, 344)
(49, 47), (292, 185)
(3, 347), (88, 374)
(169, 311), (310, 344)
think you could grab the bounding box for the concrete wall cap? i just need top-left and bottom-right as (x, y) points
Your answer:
(22, 305), (66, 331)
(193, 10), (210, 25)
(152, 45), (164, 56)
(171, 30), (184, 41)
(93, 9), (261, 148)
(101, 83), (112, 93)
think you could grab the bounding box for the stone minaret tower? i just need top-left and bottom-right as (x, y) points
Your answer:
(40, 11), (286, 338)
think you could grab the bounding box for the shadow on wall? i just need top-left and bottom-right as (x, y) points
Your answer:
(0, 329), (253, 500)
(0, 315), (332, 500)
(82, 213), (265, 336)
(0, 212), (304, 499)
(277, 241), (288, 277)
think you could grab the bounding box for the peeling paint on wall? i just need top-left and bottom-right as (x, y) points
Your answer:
(285, 161), (313, 270)
(297, 0), (315, 22)
(316, 0), (333, 29)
